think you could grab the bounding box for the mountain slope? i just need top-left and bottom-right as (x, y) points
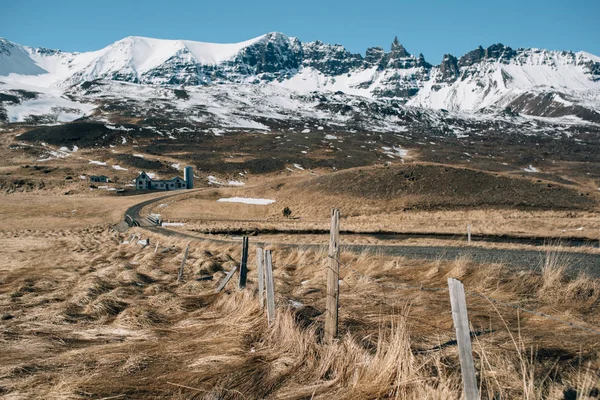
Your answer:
(1, 33), (600, 124)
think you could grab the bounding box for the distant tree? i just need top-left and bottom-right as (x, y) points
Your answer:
(282, 207), (292, 218)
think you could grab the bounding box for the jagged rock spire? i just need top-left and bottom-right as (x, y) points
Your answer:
(417, 53), (431, 68)
(391, 36), (410, 58)
(440, 54), (459, 81)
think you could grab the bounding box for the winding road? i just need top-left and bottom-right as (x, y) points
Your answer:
(124, 191), (600, 277)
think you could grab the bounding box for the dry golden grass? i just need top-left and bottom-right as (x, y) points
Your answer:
(153, 188), (600, 243)
(146, 166), (600, 242)
(0, 191), (178, 230)
(1, 225), (598, 399)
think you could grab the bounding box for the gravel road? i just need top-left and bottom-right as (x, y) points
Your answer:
(126, 193), (600, 278)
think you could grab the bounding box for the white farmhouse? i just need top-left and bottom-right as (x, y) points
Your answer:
(135, 171), (189, 191)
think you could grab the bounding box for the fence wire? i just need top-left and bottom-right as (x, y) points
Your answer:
(326, 255), (600, 337)
(183, 237), (600, 338)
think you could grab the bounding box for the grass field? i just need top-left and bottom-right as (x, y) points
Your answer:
(0, 192), (174, 230)
(1, 127), (600, 398)
(147, 168), (600, 242)
(1, 224), (598, 399)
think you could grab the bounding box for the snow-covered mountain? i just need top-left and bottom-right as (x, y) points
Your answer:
(1, 33), (600, 126)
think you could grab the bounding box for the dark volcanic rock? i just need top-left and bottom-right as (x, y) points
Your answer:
(485, 43), (516, 63)
(19, 122), (155, 147)
(390, 36), (410, 58)
(379, 37), (420, 70)
(458, 46), (485, 67)
(142, 49), (210, 85)
(234, 33), (303, 75)
(0, 93), (20, 104)
(459, 43), (516, 67)
(365, 47), (385, 65)
(303, 41), (364, 75)
(417, 53), (432, 69)
(439, 54), (459, 82)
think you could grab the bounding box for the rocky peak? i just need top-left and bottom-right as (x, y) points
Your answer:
(34, 47), (61, 56)
(234, 33), (303, 74)
(302, 41), (363, 75)
(365, 47), (385, 65)
(417, 53), (432, 69)
(0, 38), (14, 56)
(458, 43), (517, 67)
(458, 46), (485, 67)
(378, 37), (422, 70)
(439, 54), (459, 82)
(390, 36), (410, 58)
(485, 43), (516, 62)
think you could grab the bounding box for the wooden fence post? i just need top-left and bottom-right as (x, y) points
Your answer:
(238, 237), (249, 288)
(154, 242), (159, 254)
(448, 278), (479, 400)
(467, 223), (472, 244)
(215, 266), (238, 293)
(177, 244), (190, 282)
(264, 249), (276, 324)
(325, 208), (341, 343)
(256, 247), (265, 309)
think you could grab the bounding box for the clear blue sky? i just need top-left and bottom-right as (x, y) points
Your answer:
(2, 0), (599, 64)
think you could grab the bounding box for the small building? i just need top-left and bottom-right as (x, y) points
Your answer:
(90, 175), (109, 183)
(135, 170), (190, 191)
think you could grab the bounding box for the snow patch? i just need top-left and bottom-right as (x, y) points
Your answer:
(382, 146), (408, 159)
(522, 165), (539, 173)
(217, 197), (276, 205)
(208, 175), (223, 185)
(6, 96), (95, 123)
(227, 180), (245, 186)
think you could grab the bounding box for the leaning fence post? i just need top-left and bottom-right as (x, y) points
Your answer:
(325, 208), (341, 343)
(448, 278), (479, 400)
(177, 244), (190, 283)
(215, 266), (238, 293)
(256, 247), (265, 309)
(154, 242), (159, 254)
(238, 237), (249, 288)
(264, 249), (276, 324)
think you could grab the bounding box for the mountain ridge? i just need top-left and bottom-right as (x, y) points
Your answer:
(1, 33), (600, 125)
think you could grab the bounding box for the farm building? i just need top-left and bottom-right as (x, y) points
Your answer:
(89, 175), (109, 183)
(135, 169), (193, 191)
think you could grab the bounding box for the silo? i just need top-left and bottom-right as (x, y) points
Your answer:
(184, 166), (194, 189)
